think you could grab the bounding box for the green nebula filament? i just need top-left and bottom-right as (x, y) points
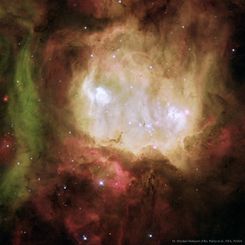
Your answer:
(0, 38), (43, 210)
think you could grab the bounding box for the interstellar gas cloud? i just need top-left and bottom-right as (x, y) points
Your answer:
(0, 0), (245, 244)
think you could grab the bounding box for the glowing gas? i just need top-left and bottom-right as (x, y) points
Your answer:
(70, 15), (229, 160)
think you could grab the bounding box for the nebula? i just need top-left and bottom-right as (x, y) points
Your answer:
(0, 0), (245, 244)
(71, 19), (198, 158)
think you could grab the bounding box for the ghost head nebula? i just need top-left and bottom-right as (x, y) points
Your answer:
(0, 0), (245, 244)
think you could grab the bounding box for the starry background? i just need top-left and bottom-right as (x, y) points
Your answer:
(0, 0), (245, 244)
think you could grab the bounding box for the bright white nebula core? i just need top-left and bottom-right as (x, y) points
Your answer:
(70, 21), (211, 157)
(81, 72), (192, 153)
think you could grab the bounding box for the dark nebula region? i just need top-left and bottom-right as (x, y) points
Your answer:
(0, 0), (245, 244)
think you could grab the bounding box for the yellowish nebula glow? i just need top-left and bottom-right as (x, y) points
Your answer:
(69, 12), (230, 163)
(81, 72), (194, 153)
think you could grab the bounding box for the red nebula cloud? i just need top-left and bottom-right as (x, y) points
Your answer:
(0, 134), (16, 165)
